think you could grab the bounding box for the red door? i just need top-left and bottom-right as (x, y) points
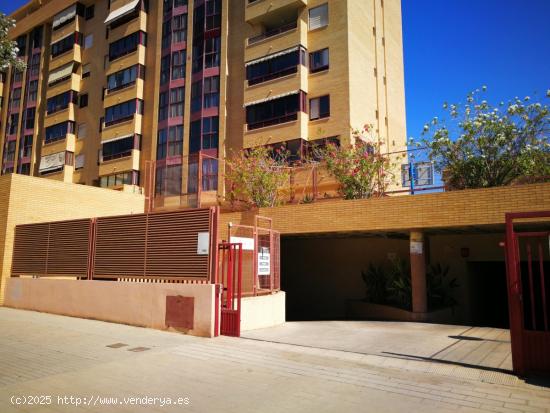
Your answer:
(504, 211), (550, 377)
(218, 242), (243, 337)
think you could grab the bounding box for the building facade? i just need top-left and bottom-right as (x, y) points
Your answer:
(0, 0), (407, 207)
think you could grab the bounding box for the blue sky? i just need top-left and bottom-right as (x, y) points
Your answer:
(1, 0), (549, 139)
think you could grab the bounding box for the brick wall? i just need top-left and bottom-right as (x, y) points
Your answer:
(219, 182), (550, 237)
(0, 174), (145, 304)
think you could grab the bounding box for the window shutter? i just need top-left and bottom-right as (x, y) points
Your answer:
(310, 98), (320, 119)
(309, 4), (328, 30)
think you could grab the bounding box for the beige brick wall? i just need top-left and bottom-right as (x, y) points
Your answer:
(219, 183), (550, 237)
(0, 174), (144, 304)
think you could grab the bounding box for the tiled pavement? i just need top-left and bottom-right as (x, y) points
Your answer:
(0, 308), (548, 413)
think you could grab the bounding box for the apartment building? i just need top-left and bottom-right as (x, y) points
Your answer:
(0, 0), (407, 208)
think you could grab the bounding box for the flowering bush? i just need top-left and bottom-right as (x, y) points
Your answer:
(0, 14), (26, 71)
(225, 146), (290, 208)
(322, 125), (397, 199)
(421, 87), (550, 189)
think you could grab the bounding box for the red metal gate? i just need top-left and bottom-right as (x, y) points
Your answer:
(504, 211), (550, 377)
(218, 242), (243, 337)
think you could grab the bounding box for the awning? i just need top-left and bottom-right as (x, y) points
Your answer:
(39, 151), (65, 172)
(48, 62), (74, 85)
(52, 4), (77, 29)
(244, 90), (300, 107)
(104, 0), (140, 25)
(101, 134), (134, 145)
(245, 46), (299, 67)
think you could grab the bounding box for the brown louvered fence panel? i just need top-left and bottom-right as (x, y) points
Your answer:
(11, 219), (90, 277)
(93, 214), (147, 278)
(145, 209), (210, 278)
(46, 219), (90, 277)
(11, 223), (50, 276)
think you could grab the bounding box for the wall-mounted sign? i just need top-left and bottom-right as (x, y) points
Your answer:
(197, 232), (209, 255)
(229, 236), (255, 251)
(410, 241), (423, 255)
(257, 247), (271, 276)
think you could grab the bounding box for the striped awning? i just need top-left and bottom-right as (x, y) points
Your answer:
(48, 62), (74, 85)
(245, 46), (299, 67)
(101, 134), (134, 145)
(244, 90), (300, 107)
(104, 0), (140, 25)
(52, 4), (77, 29)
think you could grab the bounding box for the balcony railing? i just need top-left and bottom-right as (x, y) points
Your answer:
(248, 21), (297, 45)
(247, 112), (298, 130)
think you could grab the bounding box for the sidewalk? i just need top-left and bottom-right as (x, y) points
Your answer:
(0, 308), (548, 413)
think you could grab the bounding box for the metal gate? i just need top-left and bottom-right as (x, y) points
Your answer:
(504, 211), (550, 377)
(218, 242), (243, 337)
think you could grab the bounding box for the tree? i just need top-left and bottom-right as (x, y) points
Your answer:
(0, 13), (25, 71)
(322, 124), (399, 199)
(224, 146), (290, 209)
(421, 88), (549, 190)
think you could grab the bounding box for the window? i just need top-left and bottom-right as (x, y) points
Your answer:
(13, 69), (23, 83)
(4, 141), (16, 162)
(84, 34), (93, 49)
(190, 81), (202, 112)
(158, 92), (168, 121)
(11, 88), (21, 108)
(108, 31), (146, 61)
(202, 116), (219, 150)
(160, 55), (170, 85)
(154, 164), (181, 196)
(45, 121), (75, 143)
(18, 163), (31, 175)
(157, 129), (167, 160)
(171, 50), (186, 80)
(203, 76), (219, 108)
(31, 27), (42, 49)
(16, 35), (26, 57)
(104, 99), (141, 126)
(77, 123), (87, 139)
(309, 4), (328, 30)
(174, 0), (187, 7)
(205, 0), (221, 31)
(192, 42), (203, 73)
(309, 48), (329, 73)
(202, 158), (218, 191)
(204, 36), (221, 68)
(172, 14), (187, 44)
(75, 154), (85, 169)
(102, 135), (134, 161)
(106, 65), (141, 91)
(27, 80), (38, 102)
(246, 49), (302, 85)
(162, 20), (171, 49)
(47, 90), (77, 114)
(99, 171), (135, 188)
(79, 93), (88, 108)
(168, 125), (183, 156)
(169, 87), (185, 117)
(20, 135), (33, 158)
(82, 63), (91, 78)
(85, 5), (94, 20)
(24, 108), (35, 130)
(8, 114), (19, 135)
(51, 32), (81, 58)
(310, 95), (330, 120)
(246, 91), (305, 130)
(29, 53), (40, 77)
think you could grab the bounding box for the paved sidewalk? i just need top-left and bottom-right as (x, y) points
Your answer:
(242, 321), (513, 372)
(0, 308), (548, 413)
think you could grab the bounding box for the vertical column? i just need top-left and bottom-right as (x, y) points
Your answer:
(410, 231), (427, 317)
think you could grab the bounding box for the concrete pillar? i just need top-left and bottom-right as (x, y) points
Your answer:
(410, 231), (427, 315)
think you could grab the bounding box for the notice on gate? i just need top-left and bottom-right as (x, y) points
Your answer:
(229, 236), (255, 251)
(257, 247), (271, 276)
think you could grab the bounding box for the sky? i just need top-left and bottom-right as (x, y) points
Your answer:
(0, 0), (549, 140)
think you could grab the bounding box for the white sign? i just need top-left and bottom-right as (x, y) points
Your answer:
(410, 241), (423, 255)
(197, 232), (209, 255)
(257, 248), (271, 276)
(229, 236), (254, 251)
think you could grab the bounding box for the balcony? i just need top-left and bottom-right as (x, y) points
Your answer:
(244, 61), (308, 104)
(109, 10), (147, 40)
(42, 133), (76, 156)
(101, 114), (143, 142)
(245, 0), (307, 24)
(244, 110), (308, 148)
(103, 79), (144, 108)
(106, 44), (146, 76)
(47, 73), (81, 98)
(51, 15), (84, 44)
(44, 105), (76, 128)
(98, 150), (140, 177)
(245, 16), (307, 62)
(49, 45), (81, 71)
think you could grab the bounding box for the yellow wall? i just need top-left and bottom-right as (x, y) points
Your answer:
(0, 174), (144, 304)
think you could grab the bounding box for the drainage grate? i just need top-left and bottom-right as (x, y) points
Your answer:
(106, 343), (128, 348)
(128, 347), (150, 352)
